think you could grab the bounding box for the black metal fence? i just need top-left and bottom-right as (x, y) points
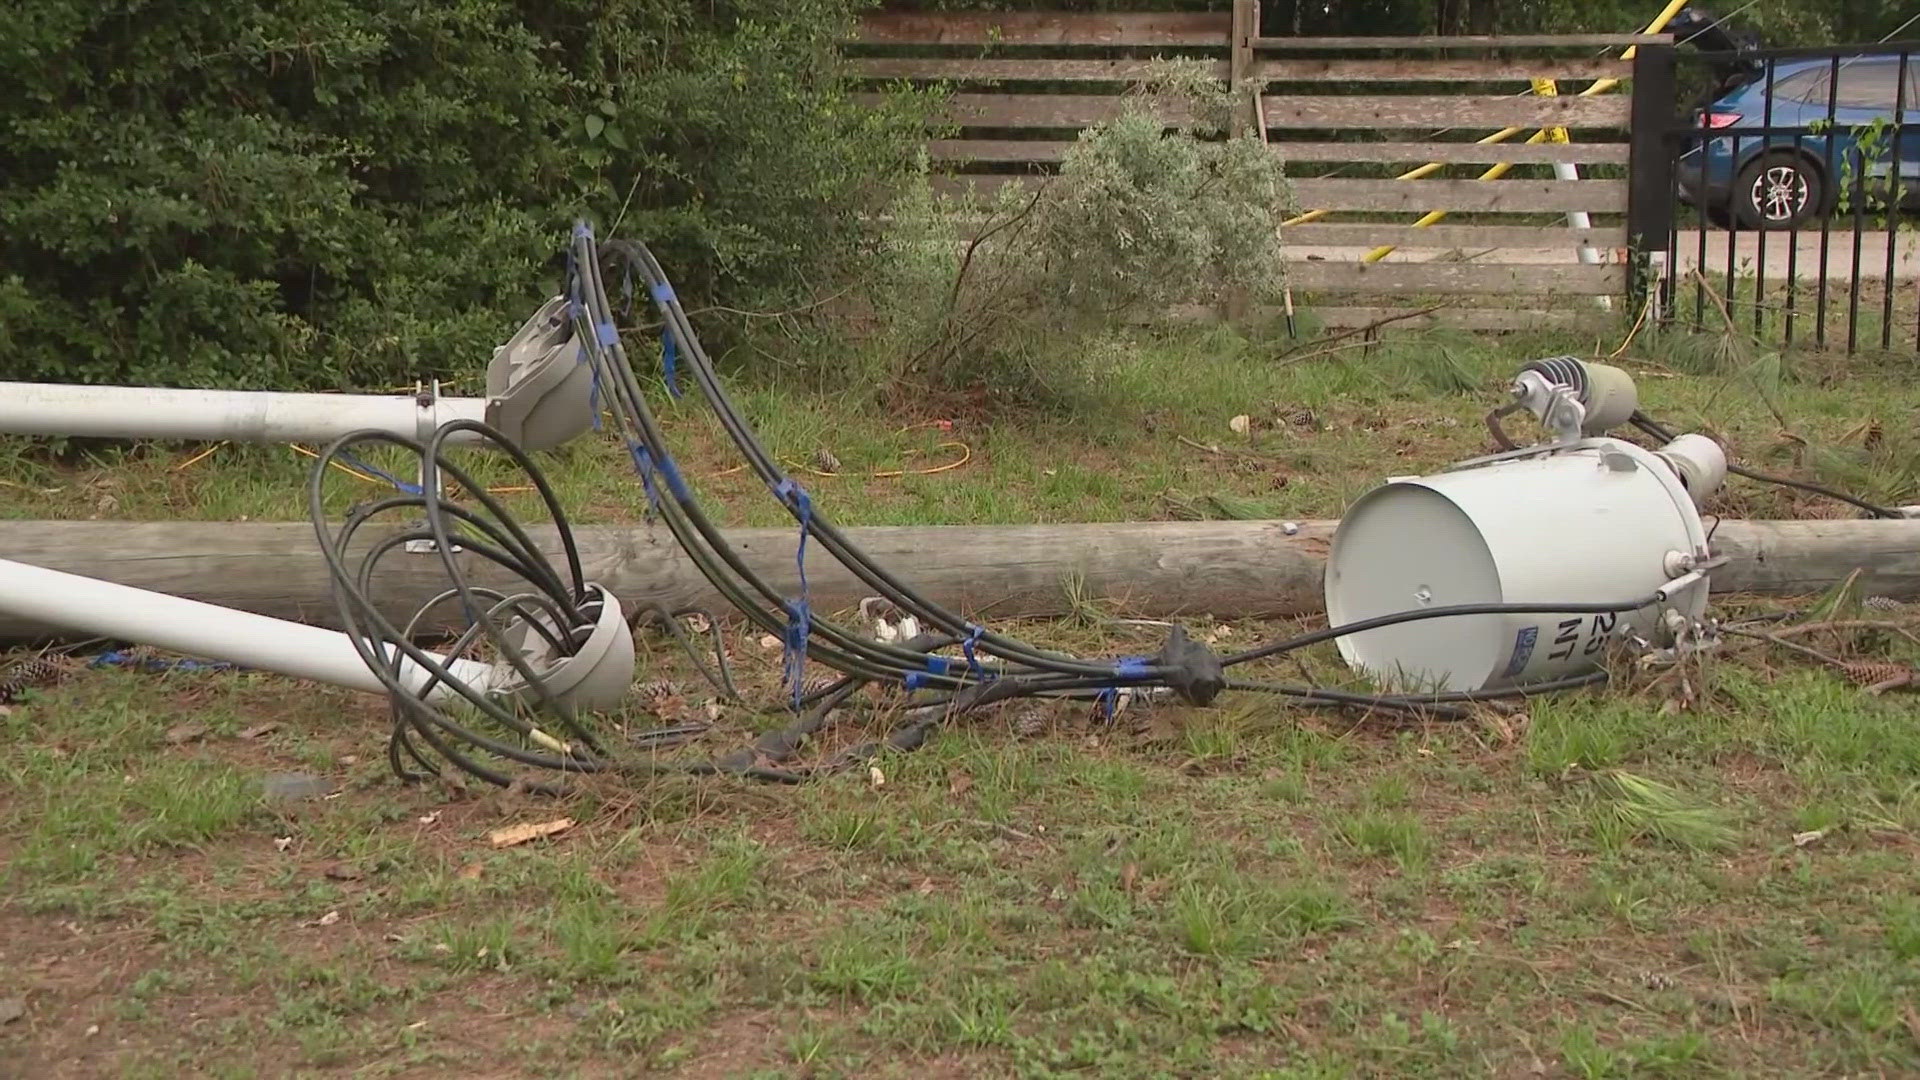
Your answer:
(1628, 41), (1919, 355)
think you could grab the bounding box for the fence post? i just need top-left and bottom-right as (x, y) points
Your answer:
(1625, 42), (1677, 318)
(1222, 0), (1260, 324)
(1230, 0), (1257, 139)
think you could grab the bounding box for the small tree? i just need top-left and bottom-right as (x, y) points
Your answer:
(870, 61), (1292, 409)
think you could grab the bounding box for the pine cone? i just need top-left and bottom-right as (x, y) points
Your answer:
(810, 448), (842, 475)
(1841, 660), (1916, 691)
(1011, 704), (1050, 739)
(0, 656), (69, 703)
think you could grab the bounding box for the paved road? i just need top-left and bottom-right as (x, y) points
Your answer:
(1292, 231), (1919, 282)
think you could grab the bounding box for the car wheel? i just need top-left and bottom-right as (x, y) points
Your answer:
(1734, 154), (1822, 230)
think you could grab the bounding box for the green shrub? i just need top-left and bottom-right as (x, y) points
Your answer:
(0, 0), (930, 390)
(862, 61), (1291, 411)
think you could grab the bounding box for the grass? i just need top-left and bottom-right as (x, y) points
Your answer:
(4, 321), (1920, 1075)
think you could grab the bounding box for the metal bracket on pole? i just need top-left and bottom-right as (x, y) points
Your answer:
(405, 380), (462, 555)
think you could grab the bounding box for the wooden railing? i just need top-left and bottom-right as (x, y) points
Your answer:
(846, 5), (1666, 330)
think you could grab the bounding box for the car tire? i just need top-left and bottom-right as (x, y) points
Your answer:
(1733, 154), (1822, 230)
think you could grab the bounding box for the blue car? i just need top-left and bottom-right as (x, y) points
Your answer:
(1677, 53), (1920, 229)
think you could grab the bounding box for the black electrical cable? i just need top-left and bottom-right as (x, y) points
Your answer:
(1227, 670), (1611, 719)
(631, 603), (742, 702)
(568, 227), (1677, 750)
(1221, 593), (1670, 667)
(1631, 412), (1901, 519)
(317, 229), (1663, 792)
(310, 424), (619, 792)
(601, 235), (1188, 688)
(307, 422), (873, 790)
(571, 230), (976, 691)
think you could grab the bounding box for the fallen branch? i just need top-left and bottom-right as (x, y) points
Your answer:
(1279, 302), (1450, 356)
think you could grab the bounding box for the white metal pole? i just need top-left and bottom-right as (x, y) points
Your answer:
(0, 383), (491, 445)
(1552, 161), (1615, 312)
(0, 557), (499, 700)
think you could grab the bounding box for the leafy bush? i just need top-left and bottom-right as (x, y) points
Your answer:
(863, 61), (1292, 411)
(0, 0), (930, 390)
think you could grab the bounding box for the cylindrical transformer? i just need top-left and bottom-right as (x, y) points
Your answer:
(1325, 437), (1713, 692)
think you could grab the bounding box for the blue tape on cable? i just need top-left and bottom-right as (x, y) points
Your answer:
(924, 656), (952, 676)
(905, 672), (928, 691)
(662, 330), (680, 399)
(962, 624), (991, 680)
(1113, 657), (1150, 680)
(573, 221), (593, 240)
(337, 451), (422, 495)
(595, 321), (618, 347)
(651, 283), (675, 303)
(657, 455), (692, 502)
(627, 443), (662, 508)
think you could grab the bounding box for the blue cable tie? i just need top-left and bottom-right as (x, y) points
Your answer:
(773, 478), (815, 710)
(904, 671), (928, 691)
(594, 321), (618, 347)
(1113, 657), (1150, 680)
(662, 329), (681, 399)
(650, 282), (675, 304)
(565, 248), (584, 323)
(782, 599), (812, 710)
(573, 221), (593, 241)
(924, 656), (952, 676)
(962, 624), (990, 681)
(337, 451), (422, 495)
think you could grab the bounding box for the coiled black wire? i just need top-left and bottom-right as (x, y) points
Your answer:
(309, 421), (619, 792)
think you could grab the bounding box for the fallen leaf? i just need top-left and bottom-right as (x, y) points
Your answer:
(757, 634), (780, 651)
(685, 613), (711, 634)
(1792, 828), (1831, 848)
(948, 771), (974, 798)
(457, 863), (484, 881)
(0, 705), (12, 718)
(0, 998), (23, 1025)
(315, 910), (341, 927)
(164, 722), (208, 745)
(236, 722), (280, 740)
(489, 818), (575, 848)
(1904, 1007), (1920, 1049)
(1229, 414), (1252, 436)
(340, 755), (359, 766)
(868, 766), (886, 789)
(417, 812), (440, 826)
(274, 836), (293, 852)
(323, 862), (363, 882)
(1120, 862), (1139, 893)
(85, 1023), (100, 1037)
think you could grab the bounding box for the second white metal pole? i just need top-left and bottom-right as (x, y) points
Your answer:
(0, 557), (498, 700)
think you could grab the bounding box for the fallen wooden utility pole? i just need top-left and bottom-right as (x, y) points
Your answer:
(1, 518), (1917, 641)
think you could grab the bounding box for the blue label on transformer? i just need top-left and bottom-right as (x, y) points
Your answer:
(1502, 626), (1539, 678)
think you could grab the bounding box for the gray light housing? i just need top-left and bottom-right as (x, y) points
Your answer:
(485, 295), (596, 452)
